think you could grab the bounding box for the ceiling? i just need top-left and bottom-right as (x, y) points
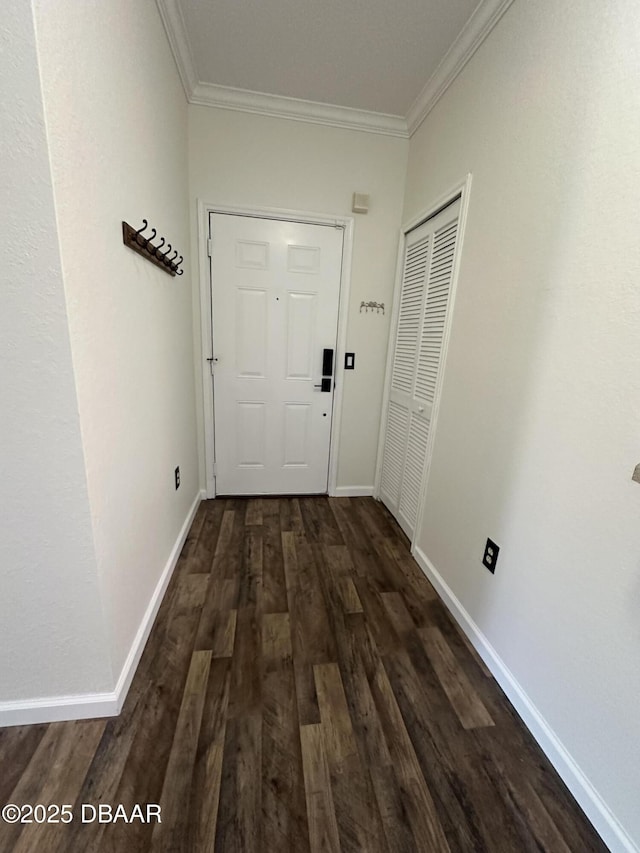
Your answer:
(158, 0), (514, 137)
(179, 0), (479, 117)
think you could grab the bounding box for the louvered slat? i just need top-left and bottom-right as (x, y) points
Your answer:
(398, 414), (430, 529)
(415, 217), (458, 403)
(390, 236), (429, 394)
(380, 401), (409, 507)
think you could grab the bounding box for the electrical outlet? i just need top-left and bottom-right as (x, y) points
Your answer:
(482, 538), (499, 573)
(174, 466), (180, 490)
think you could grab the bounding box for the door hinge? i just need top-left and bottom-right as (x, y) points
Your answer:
(212, 461), (218, 476)
(207, 238), (213, 257)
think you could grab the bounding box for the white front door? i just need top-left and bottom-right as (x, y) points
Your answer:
(210, 213), (344, 495)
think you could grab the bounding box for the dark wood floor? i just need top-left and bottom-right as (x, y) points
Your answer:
(0, 497), (606, 852)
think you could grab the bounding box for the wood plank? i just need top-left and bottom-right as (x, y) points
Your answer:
(262, 612), (310, 852)
(313, 663), (359, 768)
(228, 607), (261, 717)
(381, 648), (489, 851)
(314, 662), (388, 853)
(282, 531), (333, 724)
(420, 625), (494, 730)
(300, 724), (341, 853)
(194, 576), (238, 652)
(187, 499), (227, 573)
(186, 657), (231, 851)
(0, 724), (48, 805)
(263, 498), (288, 613)
(245, 497), (264, 526)
(101, 572), (208, 853)
(238, 528), (263, 610)
(151, 650), (211, 851)
(299, 497), (344, 546)
(215, 714), (262, 852)
(262, 611), (293, 666)
(211, 609), (237, 658)
(370, 765), (423, 853)
(282, 529), (320, 724)
(181, 498), (207, 559)
(4, 720), (106, 853)
(370, 659), (452, 852)
(280, 497), (305, 534)
(338, 577), (363, 614)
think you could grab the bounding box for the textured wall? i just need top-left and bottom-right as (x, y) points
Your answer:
(188, 106), (409, 490)
(405, 0), (640, 846)
(0, 0), (113, 700)
(33, 0), (198, 677)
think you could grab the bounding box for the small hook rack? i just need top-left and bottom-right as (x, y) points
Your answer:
(122, 220), (185, 276)
(360, 301), (385, 314)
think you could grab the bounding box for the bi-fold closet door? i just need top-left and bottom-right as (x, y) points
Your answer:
(379, 198), (461, 539)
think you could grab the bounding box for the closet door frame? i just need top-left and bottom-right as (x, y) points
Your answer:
(374, 173), (473, 549)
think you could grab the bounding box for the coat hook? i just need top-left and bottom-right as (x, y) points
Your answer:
(135, 219), (148, 246)
(163, 244), (172, 265)
(169, 249), (178, 264)
(154, 237), (165, 256)
(176, 269), (184, 275)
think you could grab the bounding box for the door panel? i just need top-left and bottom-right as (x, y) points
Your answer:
(380, 198), (461, 538)
(210, 213), (343, 495)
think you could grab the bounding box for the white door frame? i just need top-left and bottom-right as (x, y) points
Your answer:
(374, 174), (473, 550)
(197, 200), (354, 499)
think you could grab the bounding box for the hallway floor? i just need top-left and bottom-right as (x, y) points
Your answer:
(0, 497), (605, 852)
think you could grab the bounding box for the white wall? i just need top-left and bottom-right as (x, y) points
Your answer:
(0, 0), (113, 702)
(33, 0), (199, 678)
(188, 107), (408, 490)
(405, 0), (640, 848)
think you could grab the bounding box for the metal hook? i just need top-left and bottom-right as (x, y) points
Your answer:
(162, 244), (172, 265)
(176, 269), (184, 276)
(169, 249), (178, 264)
(146, 230), (158, 254)
(176, 255), (183, 267)
(154, 237), (165, 256)
(135, 219), (149, 246)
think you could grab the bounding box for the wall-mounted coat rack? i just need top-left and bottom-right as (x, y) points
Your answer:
(360, 300), (385, 314)
(122, 219), (184, 276)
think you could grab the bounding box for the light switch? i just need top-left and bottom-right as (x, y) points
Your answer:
(344, 352), (355, 370)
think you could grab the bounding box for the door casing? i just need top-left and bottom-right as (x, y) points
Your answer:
(197, 200), (354, 499)
(374, 174), (473, 551)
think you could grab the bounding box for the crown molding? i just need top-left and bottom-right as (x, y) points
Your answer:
(406, 0), (516, 135)
(190, 82), (409, 138)
(156, 0), (197, 98)
(157, 0), (512, 140)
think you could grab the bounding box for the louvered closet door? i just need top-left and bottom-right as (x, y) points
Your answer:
(380, 198), (461, 539)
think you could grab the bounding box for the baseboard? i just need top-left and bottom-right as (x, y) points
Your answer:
(412, 545), (638, 853)
(0, 692), (119, 727)
(331, 486), (375, 497)
(113, 489), (204, 710)
(0, 491), (203, 728)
